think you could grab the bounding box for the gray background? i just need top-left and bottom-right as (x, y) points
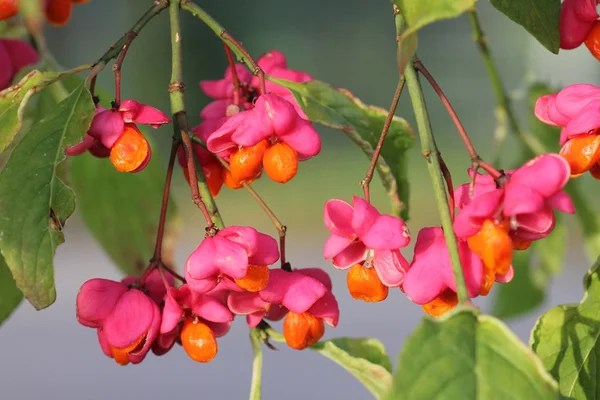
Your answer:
(1, 1), (599, 399)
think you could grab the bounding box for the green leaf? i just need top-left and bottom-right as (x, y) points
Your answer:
(531, 258), (600, 399)
(63, 76), (180, 276)
(70, 144), (180, 276)
(310, 337), (393, 399)
(389, 308), (558, 399)
(268, 78), (415, 219)
(489, 0), (561, 54)
(0, 69), (63, 154)
(0, 253), (23, 326)
(493, 220), (567, 319)
(0, 83), (95, 309)
(394, 0), (477, 37)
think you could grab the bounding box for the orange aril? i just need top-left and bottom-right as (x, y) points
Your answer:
(346, 264), (388, 302)
(203, 161), (224, 197)
(511, 235), (532, 251)
(262, 142), (299, 184)
(585, 21), (600, 61)
(109, 125), (150, 173)
(283, 312), (324, 350)
(467, 219), (513, 276)
(109, 333), (146, 366)
(234, 264), (270, 292)
(0, 0), (18, 20)
(223, 168), (258, 189)
(45, 0), (73, 26)
(590, 163), (600, 180)
(180, 318), (218, 363)
(479, 266), (496, 296)
(559, 133), (600, 176)
(421, 289), (458, 317)
(229, 139), (270, 182)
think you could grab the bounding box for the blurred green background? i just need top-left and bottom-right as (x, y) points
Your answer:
(1, 1), (599, 399)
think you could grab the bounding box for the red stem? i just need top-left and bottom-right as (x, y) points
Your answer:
(361, 76), (406, 203)
(175, 112), (216, 229)
(112, 31), (138, 108)
(153, 138), (179, 261)
(224, 43), (242, 106)
(414, 59), (502, 180)
(221, 32), (266, 94)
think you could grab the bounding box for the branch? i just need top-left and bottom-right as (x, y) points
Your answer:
(360, 76), (406, 203)
(414, 59), (502, 180)
(248, 329), (264, 400)
(152, 138), (179, 261)
(169, 0), (223, 230)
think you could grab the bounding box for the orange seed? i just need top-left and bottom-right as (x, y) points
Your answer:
(180, 319), (218, 363)
(109, 333), (146, 366)
(585, 21), (600, 61)
(0, 0), (18, 20)
(109, 125), (150, 173)
(229, 139), (270, 182)
(283, 312), (324, 350)
(234, 264), (270, 292)
(467, 219), (513, 276)
(262, 142), (299, 184)
(559, 133), (600, 177)
(45, 0), (73, 26)
(346, 264), (388, 302)
(421, 289), (458, 318)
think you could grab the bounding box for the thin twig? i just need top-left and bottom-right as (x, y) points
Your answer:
(152, 138), (179, 261)
(112, 31), (138, 107)
(215, 155), (289, 269)
(360, 76), (406, 203)
(224, 43), (242, 106)
(438, 153), (455, 220)
(169, 0), (222, 231)
(414, 59), (502, 180)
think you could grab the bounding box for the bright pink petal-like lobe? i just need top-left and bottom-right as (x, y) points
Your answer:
(65, 133), (95, 156)
(103, 289), (157, 349)
(372, 249), (409, 287)
(277, 118), (321, 159)
(534, 95), (558, 126)
(555, 84), (600, 120)
(560, 0), (598, 49)
(563, 100), (600, 137)
(296, 268), (333, 291)
(201, 64), (252, 99)
(76, 278), (128, 328)
(119, 100), (171, 128)
(191, 294), (234, 323)
(324, 199), (355, 237)
(259, 269), (327, 313)
(403, 227), (482, 304)
(453, 189), (504, 239)
(218, 226), (280, 266)
(88, 107), (125, 149)
(161, 288), (184, 334)
(308, 290), (339, 327)
(186, 235), (249, 281)
(330, 240), (368, 269)
(509, 153), (571, 197)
